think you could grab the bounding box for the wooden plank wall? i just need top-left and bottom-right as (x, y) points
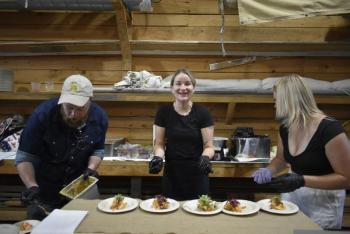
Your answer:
(0, 0), (349, 147)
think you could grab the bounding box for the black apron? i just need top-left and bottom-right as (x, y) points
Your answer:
(162, 158), (209, 201)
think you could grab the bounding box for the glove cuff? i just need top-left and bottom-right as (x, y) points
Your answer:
(202, 155), (211, 160)
(29, 186), (40, 192)
(153, 155), (163, 160)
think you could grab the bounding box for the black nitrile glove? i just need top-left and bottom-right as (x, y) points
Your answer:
(199, 155), (213, 175)
(20, 186), (40, 205)
(83, 168), (99, 180)
(268, 173), (305, 193)
(149, 156), (164, 174)
(27, 202), (52, 221)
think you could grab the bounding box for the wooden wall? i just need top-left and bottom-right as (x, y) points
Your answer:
(0, 0), (350, 147)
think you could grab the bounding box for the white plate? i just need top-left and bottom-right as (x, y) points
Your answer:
(182, 199), (223, 215)
(257, 199), (299, 215)
(98, 197), (138, 213)
(140, 198), (180, 213)
(222, 199), (260, 216)
(14, 220), (40, 234)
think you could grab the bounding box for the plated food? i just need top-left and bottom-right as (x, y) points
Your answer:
(14, 219), (40, 234)
(110, 194), (127, 210)
(224, 199), (246, 212)
(197, 195), (217, 211)
(20, 222), (32, 231)
(257, 198), (299, 215)
(98, 195), (138, 213)
(222, 199), (260, 216)
(140, 195), (180, 213)
(152, 195), (170, 210)
(270, 196), (285, 210)
(182, 195), (223, 215)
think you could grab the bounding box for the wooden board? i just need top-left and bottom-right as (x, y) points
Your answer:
(132, 26), (350, 42)
(132, 14), (350, 28)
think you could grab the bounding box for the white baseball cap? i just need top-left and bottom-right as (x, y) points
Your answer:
(58, 75), (93, 107)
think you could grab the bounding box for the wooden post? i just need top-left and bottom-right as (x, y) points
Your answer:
(225, 102), (236, 124)
(113, 0), (132, 73)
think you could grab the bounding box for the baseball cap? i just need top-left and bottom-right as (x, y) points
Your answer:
(58, 75), (93, 107)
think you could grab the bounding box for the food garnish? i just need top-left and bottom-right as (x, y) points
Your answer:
(110, 194), (127, 210)
(270, 196), (285, 210)
(152, 195), (170, 209)
(197, 195), (216, 211)
(224, 199), (246, 212)
(20, 221), (33, 231)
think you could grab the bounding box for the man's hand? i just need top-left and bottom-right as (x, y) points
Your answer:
(20, 186), (40, 205)
(83, 168), (99, 180)
(27, 202), (52, 220)
(149, 156), (164, 174)
(198, 155), (213, 175)
(268, 173), (305, 193)
(252, 168), (273, 184)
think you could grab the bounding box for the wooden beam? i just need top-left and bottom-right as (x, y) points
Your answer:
(132, 14), (350, 28)
(132, 26), (350, 42)
(112, 0), (132, 72)
(225, 102), (236, 125)
(1, 40), (350, 56)
(0, 92), (349, 105)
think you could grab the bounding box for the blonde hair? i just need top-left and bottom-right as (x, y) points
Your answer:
(273, 74), (323, 128)
(170, 68), (196, 87)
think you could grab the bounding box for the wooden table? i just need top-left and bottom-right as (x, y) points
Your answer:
(63, 199), (321, 234)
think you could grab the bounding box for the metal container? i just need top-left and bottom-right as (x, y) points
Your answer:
(104, 137), (126, 156)
(212, 137), (229, 161)
(231, 135), (270, 159)
(59, 175), (99, 200)
(213, 136), (228, 149)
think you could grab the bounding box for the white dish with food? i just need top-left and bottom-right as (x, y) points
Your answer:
(140, 198), (179, 213)
(98, 197), (138, 213)
(14, 220), (40, 234)
(182, 199), (223, 215)
(257, 199), (299, 214)
(222, 199), (260, 216)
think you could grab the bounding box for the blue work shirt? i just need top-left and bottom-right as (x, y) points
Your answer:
(16, 98), (108, 204)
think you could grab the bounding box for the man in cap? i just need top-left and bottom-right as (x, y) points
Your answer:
(16, 75), (108, 220)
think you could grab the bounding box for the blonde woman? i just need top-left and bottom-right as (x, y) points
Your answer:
(149, 68), (215, 200)
(252, 74), (350, 229)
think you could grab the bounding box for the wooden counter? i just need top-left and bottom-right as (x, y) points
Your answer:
(98, 160), (268, 177)
(0, 159), (268, 178)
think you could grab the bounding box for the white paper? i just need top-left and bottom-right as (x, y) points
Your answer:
(31, 209), (87, 234)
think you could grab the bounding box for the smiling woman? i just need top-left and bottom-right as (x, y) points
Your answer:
(149, 68), (215, 201)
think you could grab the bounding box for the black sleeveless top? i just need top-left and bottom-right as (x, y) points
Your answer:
(280, 117), (345, 175)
